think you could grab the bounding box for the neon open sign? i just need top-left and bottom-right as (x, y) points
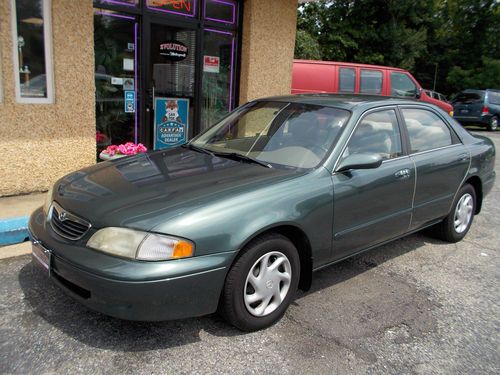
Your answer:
(147, 0), (196, 17)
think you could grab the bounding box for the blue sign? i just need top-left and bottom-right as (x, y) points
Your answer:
(154, 97), (189, 150)
(124, 91), (135, 113)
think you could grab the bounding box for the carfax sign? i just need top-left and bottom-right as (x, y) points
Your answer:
(154, 97), (189, 150)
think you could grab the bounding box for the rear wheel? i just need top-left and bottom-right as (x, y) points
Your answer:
(487, 115), (498, 131)
(434, 184), (476, 242)
(220, 234), (300, 331)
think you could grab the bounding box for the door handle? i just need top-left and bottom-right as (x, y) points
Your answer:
(395, 169), (411, 179)
(458, 153), (469, 162)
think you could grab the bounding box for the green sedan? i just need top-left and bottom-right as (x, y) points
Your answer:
(29, 95), (496, 331)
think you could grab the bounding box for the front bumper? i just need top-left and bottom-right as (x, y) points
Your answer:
(29, 207), (235, 321)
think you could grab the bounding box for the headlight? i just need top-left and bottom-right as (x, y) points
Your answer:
(43, 185), (53, 214)
(86, 227), (194, 261)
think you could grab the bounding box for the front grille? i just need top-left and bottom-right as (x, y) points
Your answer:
(50, 202), (91, 240)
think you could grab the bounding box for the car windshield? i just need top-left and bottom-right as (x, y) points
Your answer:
(191, 101), (351, 169)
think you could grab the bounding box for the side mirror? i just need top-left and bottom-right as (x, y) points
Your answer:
(415, 88), (422, 99)
(336, 153), (383, 172)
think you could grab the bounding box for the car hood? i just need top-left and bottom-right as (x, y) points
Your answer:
(52, 148), (305, 231)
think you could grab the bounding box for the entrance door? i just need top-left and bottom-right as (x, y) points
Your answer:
(146, 22), (196, 150)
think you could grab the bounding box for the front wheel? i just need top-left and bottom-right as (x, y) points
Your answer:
(434, 184), (476, 243)
(220, 234), (300, 331)
(487, 115), (498, 131)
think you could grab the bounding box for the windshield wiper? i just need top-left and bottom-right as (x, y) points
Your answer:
(213, 151), (272, 168)
(181, 143), (215, 157)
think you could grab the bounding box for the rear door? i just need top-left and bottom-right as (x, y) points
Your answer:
(400, 106), (470, 229)
(331, 107), (415, 261)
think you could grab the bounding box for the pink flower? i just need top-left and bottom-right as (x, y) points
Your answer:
(102, 142), (147, 157)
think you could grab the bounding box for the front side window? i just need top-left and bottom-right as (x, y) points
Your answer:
(402, 108), (453, 153)
(12, 0), (54, 102)
(360, 69), (383, 94)
(193, 102), (351, 169)
(339, 68), (355, 93)
(390, 72), (416, 97)
(342, 109), (402, 161)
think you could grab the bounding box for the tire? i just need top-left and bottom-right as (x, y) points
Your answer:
(220, 233), (300, 331)
(435, 184), (476, 243)
(487, 115), (498, 131)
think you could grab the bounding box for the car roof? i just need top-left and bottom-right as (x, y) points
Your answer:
(254, 93), (430, 111)
(293, 59), (408, 72)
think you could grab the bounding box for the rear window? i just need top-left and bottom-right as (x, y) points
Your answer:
(488, 92), (500, 105)
(454, 92), (484, 104)
(339, 68), (355, 92)
(360, 69), (383, 94)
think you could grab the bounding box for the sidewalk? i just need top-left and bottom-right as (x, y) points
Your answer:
(0, 193), (45, 259)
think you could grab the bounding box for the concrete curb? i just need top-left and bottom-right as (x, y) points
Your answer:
(0, 216), (29, 246)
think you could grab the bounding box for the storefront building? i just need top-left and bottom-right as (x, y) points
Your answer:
(0, 0), (298, 196)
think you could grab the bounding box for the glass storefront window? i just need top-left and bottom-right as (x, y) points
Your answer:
(200, 29), (235, 131)
(205, 0), (237, 25)
(94, 9), (139, 158)
(147, 0), (197, 17)
(11, 0), (54, 103)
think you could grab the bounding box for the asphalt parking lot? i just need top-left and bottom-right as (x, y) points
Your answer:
(1, 129), (499, 375)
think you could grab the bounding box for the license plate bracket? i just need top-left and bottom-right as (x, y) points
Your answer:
(32, 241), (51, 276)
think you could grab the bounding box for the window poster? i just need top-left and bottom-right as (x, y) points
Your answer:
(154, 97), (189, 150)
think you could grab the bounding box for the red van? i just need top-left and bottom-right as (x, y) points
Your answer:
(291, 60), (453, 115)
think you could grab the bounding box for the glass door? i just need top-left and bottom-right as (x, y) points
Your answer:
(94, 9), (139, 158)
(147, 22), (196, 150)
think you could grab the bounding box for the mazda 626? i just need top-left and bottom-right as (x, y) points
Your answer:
(30, 95), (496, 331)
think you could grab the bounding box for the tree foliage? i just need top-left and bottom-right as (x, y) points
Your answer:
(295, 0), (500, 94)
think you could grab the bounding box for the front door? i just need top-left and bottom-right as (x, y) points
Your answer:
(146, 21), (197, 150)
(331, 108), (415, 261)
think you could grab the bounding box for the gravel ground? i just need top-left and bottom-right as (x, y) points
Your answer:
(1, 129), (498, 375)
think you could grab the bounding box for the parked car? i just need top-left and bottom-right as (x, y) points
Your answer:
(424, 89), (449, 103)
(30, 95), (496, 331)
(291, 60), (454, 115)
(452, 89), (500, 131)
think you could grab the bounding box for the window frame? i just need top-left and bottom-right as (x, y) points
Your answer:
(398, 105), (461, 155)
(359, 69), (383, 95)
(10, 0), (55, 104)
(338, 67), (356, 93)
(335, 106), (408, 170)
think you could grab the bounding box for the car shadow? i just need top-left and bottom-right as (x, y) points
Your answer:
(18, 231), (446, 351)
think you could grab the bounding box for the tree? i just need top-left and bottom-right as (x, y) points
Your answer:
(294, 30), (321, 60)
(294, 0), (500, 95)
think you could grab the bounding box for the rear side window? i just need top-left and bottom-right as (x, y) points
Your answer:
(343, 109), (402, 160)
(402, 108), (453, 153)
(488, 92), (500, 105)
(390, 72), (417, 97)
(454, 92), (484, 104)
(339, 68), (355, 92)
(360, 70), (382, 94)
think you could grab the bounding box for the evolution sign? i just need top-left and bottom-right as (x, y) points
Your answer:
(159, 41), (188, 61)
